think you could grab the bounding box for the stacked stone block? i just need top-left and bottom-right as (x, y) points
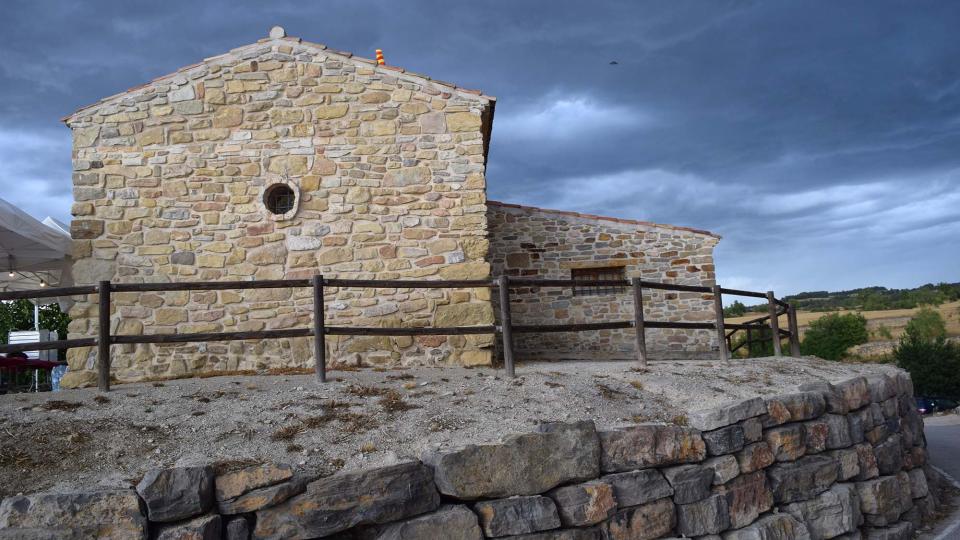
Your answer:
(487, 202), (720, 361)
(0, 370), (939, 539)
(61, 32), (495, 387)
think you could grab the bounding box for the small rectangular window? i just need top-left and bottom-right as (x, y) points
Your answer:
(571, 266), (627, 296)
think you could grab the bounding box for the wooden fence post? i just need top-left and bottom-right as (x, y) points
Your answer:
(766, 291), (782, 357)
(97, 281), (111, 392)
(312, 274), (326, 383)
(787, 304), (802, 357)
(631, 278), (647, 368)
(712, 284), (729, 361)
(498, 275), (515, 378)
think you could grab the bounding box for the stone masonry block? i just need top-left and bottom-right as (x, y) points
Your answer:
(687, 398), (766, 432)
(600, 470), (673, 508)
(662, 464), (714, 504)
(547, 480), (617, 527)
(474, 496), (561, 538)
(767, 455), (839, 504)
(423, 421), (600, 499)
(599, 424), (705, 473)
(676, 494), (730, 537)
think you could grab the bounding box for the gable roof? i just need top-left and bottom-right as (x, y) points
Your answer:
(63, 28), (496, 124)
(487, 200), (721, 239)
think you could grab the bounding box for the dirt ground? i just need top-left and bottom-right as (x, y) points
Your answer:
(0, 357), (899, 498)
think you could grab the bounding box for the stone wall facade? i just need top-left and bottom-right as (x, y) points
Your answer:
(61, 32), (496, 387)
(0, 370), (939, 539)
(487, 202), (721, 360)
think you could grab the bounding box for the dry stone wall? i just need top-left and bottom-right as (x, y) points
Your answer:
(487, 202), (720, 360)
(0, 369), (937, 539)
(61, 34), (495, 387)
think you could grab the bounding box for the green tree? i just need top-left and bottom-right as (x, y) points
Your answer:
(724, 300), (747, 318)
(800, 312), (869, 360)
(903, 307), (946, 342)
(0, 300), (71, 345)
(895, 307), (960, 398)
(895, 331), (960, 398)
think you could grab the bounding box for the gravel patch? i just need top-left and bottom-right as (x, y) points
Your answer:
(0, 356), (898, 497)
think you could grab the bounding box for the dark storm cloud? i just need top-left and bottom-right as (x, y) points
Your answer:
(1, 0), (957, 295)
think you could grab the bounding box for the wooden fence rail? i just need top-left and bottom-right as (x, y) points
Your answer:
(0, 276), (800, 392)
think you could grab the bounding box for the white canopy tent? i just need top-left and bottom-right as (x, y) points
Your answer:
(0, 197), (74, 305)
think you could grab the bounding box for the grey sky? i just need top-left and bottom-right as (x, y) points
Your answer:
(1, 0), (957, 298)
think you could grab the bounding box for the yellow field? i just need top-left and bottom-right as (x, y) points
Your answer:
(727, 300), (960, 340)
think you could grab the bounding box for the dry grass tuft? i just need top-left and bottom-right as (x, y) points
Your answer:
(337, 412), (378, 434)
(379, 390), (419, 413)
(0, 446), (34, 467)
(344, 385), (390, 398)
(629, 380), (644, 390)
(670, 414), (689, 427)
(331, 365), (361, 372)
(66, 432), (89, 444)
(360, 442), (377, 454)
(41, 400), (83, 412)
(197, 370), (257, 379)
(270, 424), (304, 441)
(595, 383), (626, 400)
(268, 367), (314, 376)
(325, 399), (352, 409)
(211, 458), (261, 475)
(302, 414), (335, 429)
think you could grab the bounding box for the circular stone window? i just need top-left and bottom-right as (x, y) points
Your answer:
(262, 182), (300, 221)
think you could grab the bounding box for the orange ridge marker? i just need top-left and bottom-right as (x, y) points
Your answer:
(375, 49), (385, 66)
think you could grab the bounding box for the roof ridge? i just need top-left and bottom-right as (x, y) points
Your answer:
(486, 200), (721, 239)
(63, 33), (494, 123)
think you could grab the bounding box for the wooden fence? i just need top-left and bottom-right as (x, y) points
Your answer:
(0, 277), (800, 392)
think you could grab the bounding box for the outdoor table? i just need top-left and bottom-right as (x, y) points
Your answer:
(0, 355), (65, 392)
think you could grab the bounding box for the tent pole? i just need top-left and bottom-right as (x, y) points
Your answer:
(34, 299), (39, 332)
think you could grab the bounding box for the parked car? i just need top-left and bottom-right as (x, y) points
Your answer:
(916, 396), (959, 415)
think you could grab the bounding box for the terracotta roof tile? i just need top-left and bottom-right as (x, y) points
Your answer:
(486, 200), (720, 239)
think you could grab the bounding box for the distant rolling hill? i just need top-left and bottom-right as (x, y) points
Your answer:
(730, 282), (960, 315)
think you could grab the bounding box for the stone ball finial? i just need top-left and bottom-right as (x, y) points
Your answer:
(269, 26), (286, 39)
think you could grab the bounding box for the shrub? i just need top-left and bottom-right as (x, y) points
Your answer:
(895, 308), (960, 398)
(904, 307), (946, 342)
(800, 312), (869, 360)
(895, 334), (960, 398)
(876, 324), (893, 340)
(723, 301), (748, 318)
